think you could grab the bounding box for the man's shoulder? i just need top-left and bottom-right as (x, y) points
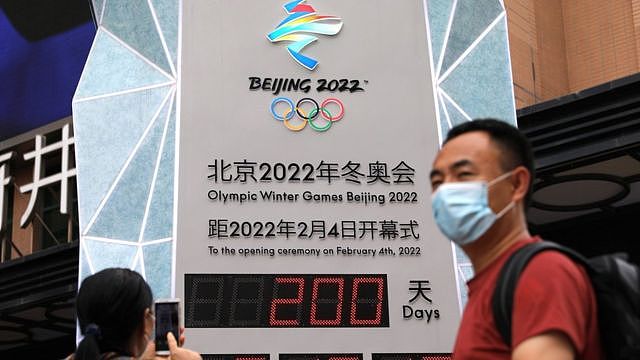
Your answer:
(517, 247), (593, 297)
(526, 248), (588, 277)
(510, 245), (602, 358)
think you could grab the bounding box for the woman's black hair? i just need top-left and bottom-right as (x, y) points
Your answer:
(75, 268), (153, 360)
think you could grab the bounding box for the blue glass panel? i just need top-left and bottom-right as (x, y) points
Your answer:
(102, 0), (173, 75)
(457, 272), (467, 308)
(84, 239), (137, 272)
(92, 0), (105, 23)
(460, 264), (475, 281)
(79, 244), (92, 282)
(87, 97), (171, 241)
(438, 96), (450, 142)
(74, 30), (170, 100)
(458, 264), (474, 307)
(440, 0), (503, 76)
(143, 241), (172, 299)
(440, 18), (516, 124)
(73, 86), (171, 231)
(134, 253), (144, 276)
(455, 245), (469, 264)
(443, 94), (469, 126)
(455, 246), (473, 308)
(426, 0), (454, 75)
(143, 100), (175, 241)
(149, 0), (178, 68)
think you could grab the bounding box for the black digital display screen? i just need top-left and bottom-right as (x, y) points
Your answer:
(202, 355), (269, 360)
(372, 354), (452, 360)
(280, 354), (363, 360)
(185, 274), (389, 328)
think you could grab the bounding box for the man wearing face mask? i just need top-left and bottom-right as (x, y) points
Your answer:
(430, 119), (603, 360)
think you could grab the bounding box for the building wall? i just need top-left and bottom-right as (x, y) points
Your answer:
(506, 0), (640, 108)
(505, 0), (538, 107)
(11, 167), (37, 257)
(0, 119), (78, 263)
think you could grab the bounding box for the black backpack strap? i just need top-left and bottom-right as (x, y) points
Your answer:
(491, 241), (590, 347)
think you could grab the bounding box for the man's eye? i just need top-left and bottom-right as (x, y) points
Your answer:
(458, 172), (474, 178)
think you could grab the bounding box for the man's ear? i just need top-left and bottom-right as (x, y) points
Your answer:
(511, 166), (531, 203)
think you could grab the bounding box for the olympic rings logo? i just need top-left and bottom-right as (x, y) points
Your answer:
(270, 97), (345, 132)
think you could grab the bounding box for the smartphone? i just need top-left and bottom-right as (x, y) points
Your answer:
(154, 298), (180, 355)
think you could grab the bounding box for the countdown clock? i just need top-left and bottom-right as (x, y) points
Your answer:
(185, 274), (389, 328)
(176, 0), (461, 358)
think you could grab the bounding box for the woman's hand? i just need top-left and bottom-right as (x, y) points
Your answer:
(139, 328), (197, 359)
(167, 332), (202, 360)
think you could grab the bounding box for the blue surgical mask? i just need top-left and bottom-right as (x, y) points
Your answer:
(431, 171), (515, 246)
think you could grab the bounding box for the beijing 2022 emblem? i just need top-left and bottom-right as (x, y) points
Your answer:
(267, 0), (343, 71)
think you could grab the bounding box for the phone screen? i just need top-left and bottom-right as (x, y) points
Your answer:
(155, 301), (180, 352)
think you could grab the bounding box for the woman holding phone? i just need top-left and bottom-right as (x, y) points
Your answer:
(67, 268), (201, 360)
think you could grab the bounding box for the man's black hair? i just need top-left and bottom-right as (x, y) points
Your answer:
(444, 118), (535, 206)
